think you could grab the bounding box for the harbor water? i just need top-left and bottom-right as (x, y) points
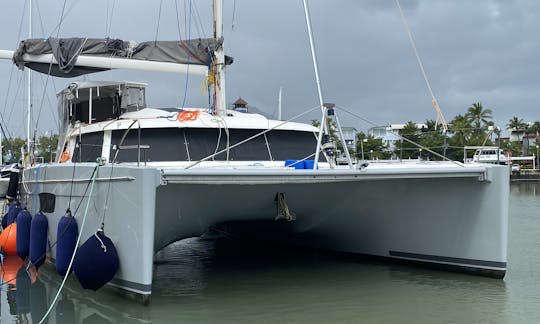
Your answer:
(1, 182), (539, 323)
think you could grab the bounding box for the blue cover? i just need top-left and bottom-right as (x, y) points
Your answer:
(73, 231), (119, 291)
(29, 212), (48, 269)
(6, 203), (21, 226)
(56, 215), (79, 276)
(16, 210), (32, 260)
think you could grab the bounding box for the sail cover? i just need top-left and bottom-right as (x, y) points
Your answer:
(13, 37), (232, 78)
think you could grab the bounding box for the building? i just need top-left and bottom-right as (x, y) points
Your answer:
(368, 123), (427, 150)
(340, 127), (357, 150)
(232, 97), (249, 113)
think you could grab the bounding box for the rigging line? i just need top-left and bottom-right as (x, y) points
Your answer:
(107, 0), (117, 36)
(175, 0), (183, 40)
(47, 0), (82, 38)
(105, 0), (109, 36)
(34, 0), (47, 37)
(0, 0), (29, 140)
(395, 0), (448, 131)
(184, 0), (188, 42)
(192, 1), (207, 38)
(180, 0), (192, 109)
(154, 0), (164, 45)
(7, 73), (24, 128)
(231, 0), (237, 31)
(336, 104), (462, 166)
(38, 163), (100, 324)
(105, 0), (118, 37)
(34, 38), (88, 131)
(186, 105), (321, 169)
(1, 67), (16, 140)
(33, 0), (69, 136)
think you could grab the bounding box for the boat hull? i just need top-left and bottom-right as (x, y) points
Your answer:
(22, 162), (509, 300)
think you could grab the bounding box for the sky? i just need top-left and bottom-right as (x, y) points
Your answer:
(0, 0), (539, 140)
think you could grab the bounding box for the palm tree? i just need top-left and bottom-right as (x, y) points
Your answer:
(526, 121), (540, 136)
(466, 102), (493, 130)
(507, 116), (526, 131)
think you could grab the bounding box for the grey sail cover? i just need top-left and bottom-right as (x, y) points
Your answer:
(13, 37), (232, 78)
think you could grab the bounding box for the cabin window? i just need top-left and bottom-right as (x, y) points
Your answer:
(72, 132), (104, 163)
(107, 128), (317, 162)
(111, 128), (189, 163)
(266, 130), (318, 161)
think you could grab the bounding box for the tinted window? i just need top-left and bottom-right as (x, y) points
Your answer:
(107, 128), (317, 162)
(111, 128), (188, 163)
(72, 132), (103, 162)
(267, 130), (318, 160)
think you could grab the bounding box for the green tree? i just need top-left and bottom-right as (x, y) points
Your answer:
(2, 137), (26, 163)
(447, 114), (473, 160)
(356, 132), (390, 160)
(507, 116), (527, 131)
(466, 102), (493, 130)
(393, 121), (422, 159)
(36, 134), (59, 163)
(418, 119), (446, 160)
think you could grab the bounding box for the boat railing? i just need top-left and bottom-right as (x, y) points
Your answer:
(116, 144), (150, 166)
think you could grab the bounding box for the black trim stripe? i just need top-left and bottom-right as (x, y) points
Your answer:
(389, 250), (507, 269)
(109, 278), (152, 294)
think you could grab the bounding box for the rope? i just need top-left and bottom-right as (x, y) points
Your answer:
(275, 193), (295, 221)
(395, 0), (448, 132)
(38, 160), (101, 324)
(101, 163), (115, 229)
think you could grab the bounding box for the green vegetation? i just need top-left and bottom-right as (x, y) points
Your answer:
(2, 134), (58, 164)
(352, 102), (538, 161)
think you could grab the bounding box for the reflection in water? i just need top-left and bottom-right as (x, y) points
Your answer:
(0, 184), (538, 323)
(510, 182), (540, 196)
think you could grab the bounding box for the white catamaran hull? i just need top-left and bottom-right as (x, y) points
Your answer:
(22, 162), (508, 301)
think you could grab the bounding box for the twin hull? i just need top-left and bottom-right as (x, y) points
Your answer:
(22, 163), (509, 299)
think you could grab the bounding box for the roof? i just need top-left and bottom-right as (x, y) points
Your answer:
(234, 97), (248, 105)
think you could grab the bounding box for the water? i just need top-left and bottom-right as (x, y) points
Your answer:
(1, 183), (540, 323)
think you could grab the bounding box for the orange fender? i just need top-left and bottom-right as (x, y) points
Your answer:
(0, 223), (18, 256)
(1, 255), (23, 284)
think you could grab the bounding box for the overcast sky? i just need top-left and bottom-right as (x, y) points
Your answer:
(0, 0), (539, 139)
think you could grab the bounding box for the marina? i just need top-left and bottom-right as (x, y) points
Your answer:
(2, 0), (540, 323)
(0, 0), (510, 310)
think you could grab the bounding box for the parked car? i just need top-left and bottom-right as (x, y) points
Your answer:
(511, 164), (520, 173)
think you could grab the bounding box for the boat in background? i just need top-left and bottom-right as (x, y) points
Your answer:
(0, 0), (509, 303)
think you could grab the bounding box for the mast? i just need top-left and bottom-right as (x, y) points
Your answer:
(213, 0), (226, 116)
(302, 0), (353, 169)
(27, 0), (32, 159)
(278, 86), (282, 120)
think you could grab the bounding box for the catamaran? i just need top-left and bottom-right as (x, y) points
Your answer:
(0, 0), (508, 303)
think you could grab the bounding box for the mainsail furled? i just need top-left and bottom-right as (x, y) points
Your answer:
(10, 37), (233, 78)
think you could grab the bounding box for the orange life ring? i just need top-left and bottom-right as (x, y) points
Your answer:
(59, 150), (70, 163)
(177, 110), (200, 122)
(0, 223), (18, 256)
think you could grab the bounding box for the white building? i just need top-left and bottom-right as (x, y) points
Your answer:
(341, 127), (357, 149)
(368, 123), (427, 150)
